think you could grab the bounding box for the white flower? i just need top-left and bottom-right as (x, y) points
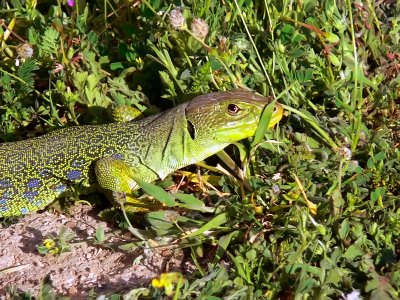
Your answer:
(17, 43), (34, 59)
(272, 173), (282, 181)
(169, 8), (185, 29)
(191, 18), (209, 39)
(53, 63), (64, 74)
(339, 147), (352, 160)
(341, 290), (361, 300)
(272, 184), (280, 194)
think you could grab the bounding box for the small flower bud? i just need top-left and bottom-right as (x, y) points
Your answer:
(219, 36), (227, 45)
(169, 8), (185, 30)
(339, 147), (352, 160)
(272, 173), (282, 181)
(191, 18), (209, 39)
(53, 63), (64, 74)
(272, 184), (280, 194)
(17, 44), (34, 59)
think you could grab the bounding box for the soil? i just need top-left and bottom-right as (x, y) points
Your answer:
(0, 205), (189, 299)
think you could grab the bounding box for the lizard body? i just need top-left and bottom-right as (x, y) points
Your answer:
(0, 89), (282, 217)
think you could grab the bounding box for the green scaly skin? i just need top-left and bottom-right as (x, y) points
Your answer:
(0, 89), (281, 217)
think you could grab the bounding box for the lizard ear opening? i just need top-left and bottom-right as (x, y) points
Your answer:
(187, 120), (196, 140)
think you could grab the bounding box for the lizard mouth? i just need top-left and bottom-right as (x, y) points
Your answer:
(214, 102), (284, 143)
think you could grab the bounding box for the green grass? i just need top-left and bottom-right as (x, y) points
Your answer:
(1, 0), (400, 298)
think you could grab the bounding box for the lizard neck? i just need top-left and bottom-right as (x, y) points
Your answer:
(130, 103), (228, 180)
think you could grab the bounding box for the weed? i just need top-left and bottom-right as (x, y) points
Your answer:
(1, 0), (400, 298)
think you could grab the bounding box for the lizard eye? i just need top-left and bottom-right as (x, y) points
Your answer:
(227, 104), (241, 115)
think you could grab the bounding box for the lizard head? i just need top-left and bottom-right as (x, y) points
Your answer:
(185, 89), (283, 144)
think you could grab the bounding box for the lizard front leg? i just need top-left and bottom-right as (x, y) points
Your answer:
(95, 157), (161, 212)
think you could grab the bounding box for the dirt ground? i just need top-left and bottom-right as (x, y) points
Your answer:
(0, 205), (189, 298)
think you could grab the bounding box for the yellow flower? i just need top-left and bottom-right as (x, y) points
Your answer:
(43, 239), (56, 249)
(151, 272), (183, 296)
(49, 248), (60, 255)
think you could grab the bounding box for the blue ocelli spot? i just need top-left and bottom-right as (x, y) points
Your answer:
(111, 153), (124, 160)
(67, 170), (82, 181)
(20, 207), (29, 215)
(27, 179), (41, 189)
(0, 179), (11, 188)
(23, 191), (39, 201)
(71, 159), (85, 168)
(1, 192), (11, 199)
(0, 198), (8, 205)
(39, 169), (52, 178)
(53, 184), (67, 193)
(0, 206), (9, 212)
(34, 200), (43, 207)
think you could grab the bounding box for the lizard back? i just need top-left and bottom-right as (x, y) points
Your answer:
(0, 121), (145, 216)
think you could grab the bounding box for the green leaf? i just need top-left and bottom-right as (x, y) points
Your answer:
(245, 249), (257, 261)
(251, 100), (276, 147)
(159, 71), (176, 95)
(17, 59), (38, 93)
(232, 142), (248, 163)
(118, 243), (136, 251)
(325, 268), (343, 285)
(339, 219), (350, 240)
(371, 186), (385, 204)
(95, 226), (105, 243)
(74, 71), (89, 91)
(328, 53), (341, 66)
(325, 32), (340, 43)
(374, 151), (386, 162)
(41, 27), (60, 56)
(294, 132), (320, 148)
(132, 176), (175, 207)
(228, 253), (249, 283)
(145, 211), (178, 235)
(209, 57), (222, 70)
(173, 193), (214, 212)
(37, 245), (49, 255)
(183, 213), (228, 238)
(10, 0), (23, 9)
(343, 245), (364, 261)
(280, 24), (294, 44)
(86, 74), (99, 91)
(367, 276), (395, 300)
(292, 32), (306, 43)
(214, 231), (238, 262)
(332, 188), (344, 211)
(367, 157), (375, 169)
(367, 151), (386, 169)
